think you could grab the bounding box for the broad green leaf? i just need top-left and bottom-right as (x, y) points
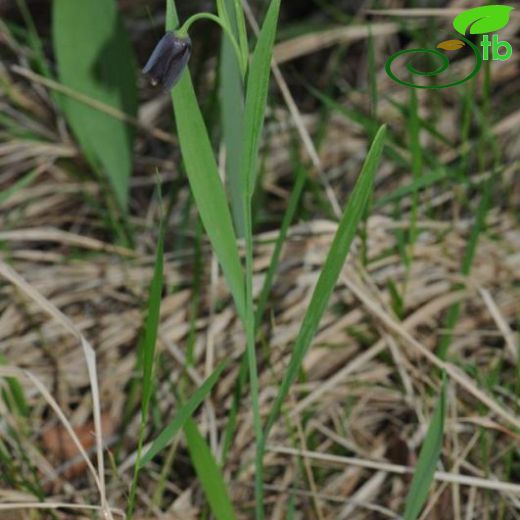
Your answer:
(184, 418), (238, 520)
(453, 5), (513, 35)
(403, 380), (447, 520)
(139, 361), (227, 467)
(166, 1), (246, 323)
(265, 125), (387, 434)
(53, 0), (137, 210)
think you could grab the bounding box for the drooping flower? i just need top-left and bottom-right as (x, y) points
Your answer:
(143, 32), (191, 90)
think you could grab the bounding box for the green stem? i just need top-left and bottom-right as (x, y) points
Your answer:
(179, 13), (247, 76)
(242, 193), (265, 518)
(127, 423), (145, 518)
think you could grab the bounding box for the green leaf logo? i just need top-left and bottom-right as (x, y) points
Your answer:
(453, 5), (513, 35)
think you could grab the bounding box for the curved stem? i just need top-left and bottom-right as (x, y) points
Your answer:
(179, 13), (247, 77)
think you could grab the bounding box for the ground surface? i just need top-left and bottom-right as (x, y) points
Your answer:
(0, 0), (520, 518)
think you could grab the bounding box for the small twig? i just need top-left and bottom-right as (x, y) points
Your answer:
(267, 444), (520, 494)
(11, 65), (177, 145)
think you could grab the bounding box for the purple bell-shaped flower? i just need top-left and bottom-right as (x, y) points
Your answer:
(143, 32), (192, 90)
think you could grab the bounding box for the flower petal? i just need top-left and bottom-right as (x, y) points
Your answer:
(143, 32), (192, 90)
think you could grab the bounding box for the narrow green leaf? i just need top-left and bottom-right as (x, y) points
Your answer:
(265, 125), (387, 433)
(216, 0), (231, 30)
(166, 1), (246, 323)
(403, 380), (447, 520)
(216, 0), (248, 73)
(0, 355), (29, 417)
(0, 169), (39, 206)
(141, 221), (165, 417)
(241, 0), (281, 198)
(239, 2), (282, 515)
(222, 166), (306, 470)
(15, 0), (53, 81)
(233, 0), (249, 69)
(184, 418), (238, 520)
(139, 361), (227, 467)
(367, 27), (378, 119)
(386, 97), (452, 146)
(375, 169), (448, 208)
(52, 0), (137, 210)
(255, 164), (306, 326)
(408, 88), (422, 245)
(221, 0), (246, 236)
(437, 173), (492, 360)
(308, 84), (380, 136)
(127, 207), (165, 518)
(219, 354), (248, 464)
(307, 86), (407, 167)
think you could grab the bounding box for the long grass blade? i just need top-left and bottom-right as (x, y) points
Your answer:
(239, 1), (282, 516)
(255, 164), (306, 326)
(221, 0), (246, 236)
(127, 212), (165, 517)
(265, 124), (387, 434)
(184, 418), (238, 520)
(139, 361), (227, 467)
(0, 355), (29, 417)
(233, 0), (249, 68)
(0, 169), (39, 206)
(240, 0), (281, 198)
(140, 226), (165, 419)
(403, 379), (447, 520)
(375, 168), (448, 208)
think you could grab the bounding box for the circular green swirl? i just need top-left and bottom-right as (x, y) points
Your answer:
(385, 36), (482, 89)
